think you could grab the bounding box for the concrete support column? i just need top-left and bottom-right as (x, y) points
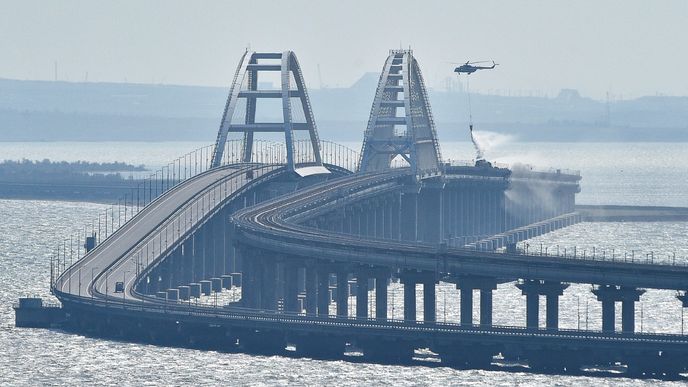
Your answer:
(546, 294), (560, 329)
(260, 258), (277, 311)
(517, 280), (569, 330)
(241, 250), (260, 309)
(356, 271), (369, 319)
(336, 271), (349, 317)
(418, 187), (443, 244)
(391, 197), (401, 240)
(305, 266), (317, 315)
(621, 300), (636, 333)
(525, 293), (539, 329)
(399, 191), (418, 242)
(423, 280), (436, 323)
(375, 274), (388, 320)
(283, 264), (299, 313)
(601, 299), (615, 333)
(479, 288), (493, 327)
(403, 280), (417, 321)
(459, 285), (473, 326)
(366, 203), (375, 238)
(317, 268), (330, 317)
(593, 285), (644, 333)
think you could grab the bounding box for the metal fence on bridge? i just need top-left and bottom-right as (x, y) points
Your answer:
(50, 140), (360, 286)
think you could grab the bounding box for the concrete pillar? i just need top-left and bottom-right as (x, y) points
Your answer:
(356, 272), (369, 318)
(260, 259), (277, 310)
(479, 288), (493, 327)
(601, 299), (615, 333)
(593, 285), (644, 333)
(200, 280), (212, 296)
(221, 274), (233, 290)
(546, 294), (559, 329)
(366, 204), (376, 238)
(317, 269), (330, 317)
(209, 277), (221, 293)
(459, 286), (473, 326)
(403, 280), (416, 321)
(391, 197), (401, 240)
(525, 293), (539, 329)
(423, 280), (436, 323)
(517, 280), (569, 330)
(375, 275), (388, 320)
(305, 266), (317, 315)
(400, 191), (418, 242)
(336, 271), (349, 317)
(189, 282), (201, 298)
(622, 300), (635, 333)
(284, 264), (299, 313)
(178, 285), (190, 301)
(418, 187), (442, 244)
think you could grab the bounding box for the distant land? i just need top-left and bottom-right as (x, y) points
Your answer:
(0, 159), (143, 202)
(1, 76), (687, 142)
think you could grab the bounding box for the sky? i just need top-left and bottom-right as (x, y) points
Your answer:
(1, 0), (686, 100)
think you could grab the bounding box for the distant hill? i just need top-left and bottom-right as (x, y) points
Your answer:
(0, 77), (686, 142)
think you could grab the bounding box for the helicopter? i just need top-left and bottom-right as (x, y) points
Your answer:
(453, 60), (498, 75)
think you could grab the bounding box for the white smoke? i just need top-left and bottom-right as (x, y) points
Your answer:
(471, 130), (515, 160)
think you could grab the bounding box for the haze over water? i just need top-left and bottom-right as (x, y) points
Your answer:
(1, 141), (687, 385)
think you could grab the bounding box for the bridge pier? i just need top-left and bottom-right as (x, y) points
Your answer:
(417, 186), (443, 244)
(336, 271), (349, 317)
(374, 270), (390, 320)
(399, 270), (437, 322)
(516, 280), (569, 329)
(317, 268), (330, 317)
(240, 248), (259, 308)
(456, 277), (498, 327)
(181, 238), (193, 285)
(259, 257), (278, 310)
(400, 276), (416, 321)
(593, 285), (645, 333)
(356, 270), (369, 318)
(399, 189), (418, 242)
(305, 265), (317, 315)
(283, 263), (300, 313)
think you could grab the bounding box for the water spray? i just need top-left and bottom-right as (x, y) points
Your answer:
(466, 75), (484, 161)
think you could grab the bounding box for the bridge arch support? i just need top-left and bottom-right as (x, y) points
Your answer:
(358, 49), (443, 180)
(211, 51), (326, 175)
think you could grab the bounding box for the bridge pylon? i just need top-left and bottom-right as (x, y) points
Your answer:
(358, 50), (443, 180)
(211, 51), (328, 175)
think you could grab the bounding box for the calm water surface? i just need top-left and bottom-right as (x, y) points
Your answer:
(1, 141), (687, 385)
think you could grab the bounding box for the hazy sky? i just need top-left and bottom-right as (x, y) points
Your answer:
(1, 0), (686, 99)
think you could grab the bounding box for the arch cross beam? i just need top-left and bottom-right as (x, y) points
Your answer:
(358, 49), (443, 180)
(211, 51), (327, 175)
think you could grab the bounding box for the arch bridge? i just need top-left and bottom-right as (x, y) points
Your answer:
(46, 50), (688, 378)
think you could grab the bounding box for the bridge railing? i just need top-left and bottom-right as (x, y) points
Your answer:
(50, 139), (359, 289)
(505, 242), (684, 266)
(50, 140), (247, 288)
(56, 290), (688, 341)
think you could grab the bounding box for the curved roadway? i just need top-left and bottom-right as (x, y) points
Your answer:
(52, 163), (688, 355)
(55, 163), (282, 302)
(233, 171), (688, 290)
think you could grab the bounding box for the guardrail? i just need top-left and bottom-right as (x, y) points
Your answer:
(55, 290), (688, 345)
(51, 140), (360, 289)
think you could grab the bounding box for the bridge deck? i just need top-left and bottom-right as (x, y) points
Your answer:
(55, 164), (281, 301)
(233, 171), (688, 290)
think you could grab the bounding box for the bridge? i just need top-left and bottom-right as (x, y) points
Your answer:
(26, 50), (688, 378)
